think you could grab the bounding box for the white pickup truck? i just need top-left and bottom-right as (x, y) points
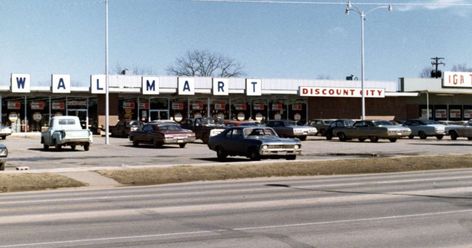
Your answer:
(41, 116), (93, 151)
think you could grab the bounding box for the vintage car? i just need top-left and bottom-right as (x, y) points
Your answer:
(180, 117), (225, 144)
(0, 125), (12, 140)
(0, 144), (8, 171)
(110, 120), (141, 138)
(129, 122), (195, 148)
(403, 119), (447, 140)
(265, 120), (317, 141)
(208, 126), (301, 161)
(324, 119), (355, 140)
(333, 120), (411, 142)
(309, 119), (335, 136)
(446, 120), (472, 140)
(41, 116), (93, 151)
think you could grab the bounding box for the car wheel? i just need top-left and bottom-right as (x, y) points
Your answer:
(326, 134), (333, 140)
(132, 140), (139, 147)
(71, 145), (76, 151)
(286, 155), (296, 160)
(419, 131), (427, 139)
(389, 138), (397, 143)
(436, 135), (444, 140)
(179, 143), (186, 148)
(370, 136), (379, 143)
(299, 136), (307, 141)
(43, 144), (49, 150)
(1, 136), (5, 140)
(202, 136), (209, 144)
(358, 138), (366, 142)
(153, 139), (163, 148)
(468, 137), (472, 141)
(408, 135), (414, 139)
(450, 131), (458, 140)
(0, 162), (4, 171)
(55, 144), (61, 150)
(216, 147), (227, 161)
(84, 143), (90, 151)
(248, 149), (261, 161)
(338, 132), (347, 142)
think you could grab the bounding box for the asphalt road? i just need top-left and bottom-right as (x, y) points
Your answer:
(1, 169), (472, 247)
(2, 134), (472, 170)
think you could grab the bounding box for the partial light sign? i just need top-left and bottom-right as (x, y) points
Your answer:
(299, 86), (385, 98)
(443, 71), (472, 88)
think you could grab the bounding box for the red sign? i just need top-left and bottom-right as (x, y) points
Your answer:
(253, 103), (265, 110)
(214, 102), (226, 110)
(233, 103), (247, 111)
(172, 102), (184, 110)
(139, 102), (150, 110)
(7, 101), (21, 110)
(123, 101), (135, 109)
(292, 103), (303, 111)
(30, 101), (45, 110)
(299, 86), (385, 98)
(272, 103), (283, 111)
(192, 102), (203, 110)
(52, 101), (65, 110)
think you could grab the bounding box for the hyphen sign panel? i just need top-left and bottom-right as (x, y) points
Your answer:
(299, 86), (385, 98)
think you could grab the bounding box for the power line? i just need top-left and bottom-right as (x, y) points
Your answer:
(194, 0), (472, 7)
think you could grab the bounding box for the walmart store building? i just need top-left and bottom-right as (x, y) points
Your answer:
(2, 71), (471, 133)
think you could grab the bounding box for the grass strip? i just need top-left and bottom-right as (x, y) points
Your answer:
(97, 155), (472, 186)
(0, 173), (85, 193)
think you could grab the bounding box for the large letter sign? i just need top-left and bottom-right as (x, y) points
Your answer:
(90, 75), (106, 94)
(246, 79), (262, 96)
(52, 74), (71, 93)
(178, 77), (195, 95)
(11, 74), (31, 93)
(213, 78), (229, 96)
(142, 77), (160, 95)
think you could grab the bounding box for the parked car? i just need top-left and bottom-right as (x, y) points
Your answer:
(403, 119), (447, 140)
(309, 119), (335, 136)
(41, 116), (93, 151)
(110, 120), (141, 137)
(181, 117), (225, 144)
(0, 125), (12, 140)
(333, 120), (411, 142)
(208, 126), (301, 161)
(129, 122), (195, 148)
(0, 144), (8, 170)
(265, 120), (317, 141)
(446, 120), (472, 140)
(325, 119), (355, 140)
(224, 120), (260, 127)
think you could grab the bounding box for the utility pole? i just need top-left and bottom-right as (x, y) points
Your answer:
(430, 57), (445, 78)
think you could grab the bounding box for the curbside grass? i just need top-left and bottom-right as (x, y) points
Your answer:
(0, 173), (85, 193)
(97, 155), (472, 186)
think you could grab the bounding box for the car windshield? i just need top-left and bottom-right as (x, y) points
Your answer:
(284, 120), (300, 126)
(418, 120), (439, 125)
(245, 128), (277, 137)
(374, 121), (395, 126)
(159, 125), (183, 131)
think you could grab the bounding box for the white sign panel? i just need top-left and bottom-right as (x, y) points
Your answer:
(299, 86), (385, 98)
(212, 78), (229, 96)
(246, 79), (262, 96)
(142, 76), (160, 95)
(11, 74), (31, 93)
(52, 74), (71, 93)
(178, 77), (195, 95)
(443, 71), (472, 88)
(90, 75), (106, 94)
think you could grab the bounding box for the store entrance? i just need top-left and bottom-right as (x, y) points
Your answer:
(149, 110), (169, 121)
(67, 109), (88, 129)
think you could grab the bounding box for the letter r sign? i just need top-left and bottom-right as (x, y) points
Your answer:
(212, 78), (229, 96)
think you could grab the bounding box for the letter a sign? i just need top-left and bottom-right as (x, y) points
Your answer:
(178, 77), (195, 95)
(52, 74), (71, 93)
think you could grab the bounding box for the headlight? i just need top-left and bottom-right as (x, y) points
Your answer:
(262, 145), (268, 150)
(294, 145), (300, 149)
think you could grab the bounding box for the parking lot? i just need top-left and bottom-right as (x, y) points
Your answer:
(2, 134), (471, 171)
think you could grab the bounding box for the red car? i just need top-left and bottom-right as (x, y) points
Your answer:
(129, 123), (195, 148)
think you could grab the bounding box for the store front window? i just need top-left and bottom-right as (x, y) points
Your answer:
(269, 100), (287, 121)
(3, 97), (24, 132)
(211, 98), (228, 120)
(190, 98), (207, 119)
(170, 98), (187, 123)
(251, 99), (268, 123)
(67, 97), (89, 129)
(289, 99), (307, 124)
(231, 97), (249, 121)
(27, 97), (49, 132)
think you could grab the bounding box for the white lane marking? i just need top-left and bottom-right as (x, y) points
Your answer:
(0, 186), (471, 225)
(1, 209), (472, 248)
(1, 174), (472, 205)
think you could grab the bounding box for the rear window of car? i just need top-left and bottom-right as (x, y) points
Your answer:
(58, 119), (76, 125)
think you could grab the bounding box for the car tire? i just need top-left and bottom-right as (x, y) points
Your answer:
(358, 138), (366, 142)
(338, 133), (347, 142)
(0, 162), (4, 171)
(468, 137), (472, 141)
(370, 136), (379, 143)
(71, 145), (76, 151)
(389, 138), (397, 143)
(419, 131), (427, 139)
(1, 136), (5, 140)
(179, 143), (186, 148)
(248, 150), (261, 161)
(450, 131), (458, 140)
(299, 136), (307, 141)
(326, 134), (333, 140)
(153, 139), (163, 148)
(436, 135), (444, 140)
(286, 155), (296, 160)
(216, 147), (227, 161)
(202, 136), (209, 144)
(43, 144), (49, 150)
(84, 143), (90, 151)
(408, 135), (414, 139)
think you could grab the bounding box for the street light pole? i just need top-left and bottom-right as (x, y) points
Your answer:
(105, 0), (110, 144)
(345, 0), (392, 120)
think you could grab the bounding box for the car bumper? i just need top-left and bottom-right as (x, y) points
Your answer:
(260, 148), (302, 156)
(163, 137), (196, 144)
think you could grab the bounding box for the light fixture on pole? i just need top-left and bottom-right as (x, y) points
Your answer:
(105, 0), (110, 144)
(345, 0), (392, 120)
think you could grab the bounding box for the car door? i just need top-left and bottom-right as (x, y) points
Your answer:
(225, 129), (246, 154)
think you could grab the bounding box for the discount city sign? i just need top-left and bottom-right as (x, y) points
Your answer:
(299, 86), (385, 98)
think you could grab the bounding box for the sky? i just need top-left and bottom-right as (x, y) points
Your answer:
(0, 0), (471, 86)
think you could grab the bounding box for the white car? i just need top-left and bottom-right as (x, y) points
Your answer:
(41, 116), (93, 151)
(0, 126), (12, 140)
(403, 119), (446, 140)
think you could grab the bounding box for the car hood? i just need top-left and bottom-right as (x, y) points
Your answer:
(247, 136), (301, 144)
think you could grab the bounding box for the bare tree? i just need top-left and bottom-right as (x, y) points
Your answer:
(451, 64), (472, 72)
(419, 67), (432, 78)
(167, 50), (244, 77)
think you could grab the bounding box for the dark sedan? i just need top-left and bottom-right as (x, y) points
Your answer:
(129, 123), (195, 148)
(110, 120), (141, 138)
(208, 126), (301, 161)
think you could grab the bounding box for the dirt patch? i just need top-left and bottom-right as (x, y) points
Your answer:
(97, 155), (472, 186)
(0, 173), (85, 193)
